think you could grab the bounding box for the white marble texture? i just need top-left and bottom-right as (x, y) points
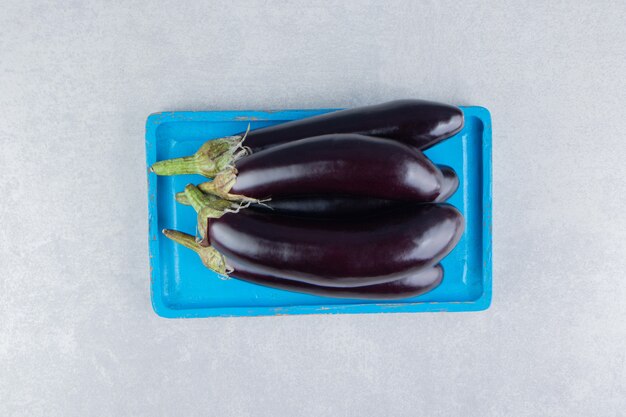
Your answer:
(1, 1), (625, 416)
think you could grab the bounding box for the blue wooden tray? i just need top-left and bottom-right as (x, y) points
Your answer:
(146, 106), (492, 318)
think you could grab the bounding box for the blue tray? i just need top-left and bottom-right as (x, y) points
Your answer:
(146, 106), (492, 318)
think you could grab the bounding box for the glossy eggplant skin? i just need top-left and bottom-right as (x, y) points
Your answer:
(229, 262), (443, 300)
(249, 164), (458, 218)
(208, 204), (464, 287)
(435, 165), (459, 202)
(244, 99), (464, 152)
(232, 134), (444, 202)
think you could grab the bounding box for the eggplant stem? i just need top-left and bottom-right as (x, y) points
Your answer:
(194, 167), (264, 204)
(183, 183), (244, 243)
(184, 184), (238, 217)
(162, 229), (199, 252)
(149, 155), (202, 176)
(176, 187), (269, 206)
(175, 191), (191, 205)
(162, 229), (231, 276)
(184, 183), (214, 213)
(149, 135), (246, 178)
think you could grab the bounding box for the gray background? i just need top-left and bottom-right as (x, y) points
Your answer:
(1, 0), (624, 416)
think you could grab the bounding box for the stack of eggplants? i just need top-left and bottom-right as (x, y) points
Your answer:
(151, 99), (465, 300)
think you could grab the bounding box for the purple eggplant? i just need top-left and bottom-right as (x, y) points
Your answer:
(228, 259), (444, 300)
(246, 164), (457, 218)
(198, 203), (463, 287)
(163, 229), (444, 299)
(435, 165), (459, 202)
(226, 134), (444, 202)
(150, 100), (464, 179)
(174, 162), (458, 218)
(241, 99), (463, 152)
(175, 164), (458, 218)
(161, 134), (445, 202)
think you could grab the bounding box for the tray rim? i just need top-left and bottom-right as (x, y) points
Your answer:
(146, 106), (492, 318)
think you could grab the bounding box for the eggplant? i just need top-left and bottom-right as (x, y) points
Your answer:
(227, 258), (444, 300)
(246, 164), (457, 217)
(435, 165), (459, 202)
(161, 134), (445, 202)
(175, 164), (458, 218)
(189, 201), (463, 287)
(239, 99), (463, 152)
(211, 134), (445, 202)
(150, 100), (464, 179)
(163, 229), (444, 300)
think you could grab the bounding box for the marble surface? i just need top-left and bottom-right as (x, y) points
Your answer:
(0, 1), (624, 416)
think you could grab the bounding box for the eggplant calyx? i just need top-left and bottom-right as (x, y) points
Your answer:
(150, 135), (247, 178)
(184, 183), (234, 217)
(176, 168), (264, 205)
(183, 184), (251, 241)
(199, 167), (263, 203)
(162, 229), (232, 276)
(184, 184), (233, 240)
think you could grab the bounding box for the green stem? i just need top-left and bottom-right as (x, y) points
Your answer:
(175, 191), (191, 205)
(150, 136), (245, 178)
(184, 183), (214, 213)
(176, 186), (262, 206)
(184, 184), (237, 216)
(175, 166), (265, 205)
(205, 168), (263, 203)
(183, 183), (248, 241)
(162, 229), (231, 275)
(162, 229), (199, 252)
(150, 155), (202, 176)
(176, 182), (262, 205)
(197, 168), (237, 195)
